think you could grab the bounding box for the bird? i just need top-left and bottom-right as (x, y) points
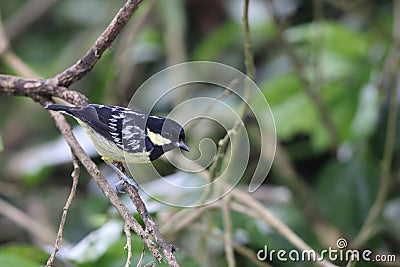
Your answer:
(46, 103), (189, 191)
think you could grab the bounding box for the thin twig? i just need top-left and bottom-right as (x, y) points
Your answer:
(352, 83), (396, 246)
(184, 79), (237, 132)
(164, 191), (337, 267)
(47, 110), (163, 262)
(209, 123), (240, 181)
(124, 184), (179, 267)
(54, 0), (143, 87)
(265, 0), (340, 150)
(0, 197), (56, 245)
(46, 155), (80, 267)
(167, 195), (335, 267)
(159, 0), (187, 66)
(231, 188), (338, 267)
(191, 223), (273, 267)
(249, 1), (341, 243)
(229, 195), (313, 254)
(352, 0), (400, 248)
(160, 205), (209, 235)
(136, 247), (146, 267)
(114, 162), (179, 266)
(163, 2), (257, 257)
(241, 0), (254, 113)
(242, 0), (256, 80)
(0, 0), (144, 105)
(0, 0), (180, 263)
(196, 211), (213, 263)
(0, 75), (89, 106)
(311, 0), (324, 108)
(221, 196), (235, 267)
(353, 62), (399, 243)
(162, 186), (337, 267)
(345, 258), (357, 267)
(124, 222), (133, 267)
(232, 243), (273, 267)
(113, 0), (156, 104)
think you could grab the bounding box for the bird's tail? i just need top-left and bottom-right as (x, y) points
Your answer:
(45, 104), (99, 129)
(45, 104), (78, 115)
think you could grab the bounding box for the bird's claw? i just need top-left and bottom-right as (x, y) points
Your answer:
(114, 175), (138, 193)
(106, 162), (138, 193)
(115, 180), (126, 193)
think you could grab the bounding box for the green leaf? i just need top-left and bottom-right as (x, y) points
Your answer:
(285, 21), (370, 58)
(349, 83), (380, 141)
(262, 68), (366, 150)
(0, 245), (49, 267)
(62, 220), (123, 263)
(271, 90), (319, 140)
(0, 134), (3, 151)
(0, 255), (42, 267)
(192, 20), (241, 60)
(322, 82), (359, 142)
(259, 21), (373, 150)
(262, 73), (328, 149)
(261, 72), (303, 105)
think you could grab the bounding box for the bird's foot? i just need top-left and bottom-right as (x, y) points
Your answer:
(106, 162), (138, 193)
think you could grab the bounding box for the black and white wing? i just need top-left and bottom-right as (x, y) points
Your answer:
(69, 104), (150, 153)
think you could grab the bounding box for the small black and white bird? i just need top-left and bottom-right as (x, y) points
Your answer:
(46, 103), (189, 190)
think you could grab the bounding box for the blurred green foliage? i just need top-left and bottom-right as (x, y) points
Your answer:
(0, 245), (48, 267)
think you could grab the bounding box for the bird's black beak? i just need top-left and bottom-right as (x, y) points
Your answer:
(178, 140), (190, 152)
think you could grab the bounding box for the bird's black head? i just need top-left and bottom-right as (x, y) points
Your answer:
(145, 116), (189, 161)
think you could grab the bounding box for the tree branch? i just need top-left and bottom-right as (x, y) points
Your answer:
(0, 0), (143, 104)
(221, 196), (235, 267)
(352, 0), (400, 248)
(0, 0), (180, 265)
(0, 197), (57, 245)
(111, 161), (179, 266)
(47, 109), (163, 262)
(0, 75), (89, 106)
(54, 0), (143, 87)
(265, 0), (340, 150)
(125, 184), (179, 266)
(123, 222), (133, 267)
(231, 188), (338, 267)
(46, 154), (80, 267)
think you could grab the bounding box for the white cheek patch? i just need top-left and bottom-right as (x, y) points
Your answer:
(147, 128), (172, 146)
